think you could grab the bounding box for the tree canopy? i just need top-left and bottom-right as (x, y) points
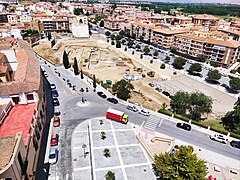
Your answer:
(99, 20), (104, 27)
(222, 98), (240, 134)
(105, 31), (111, 36)
(116, 41), (121, 48)
(112, 79), (134, 100)
(196, 54), (206, 62)
(154, 145), (207, 180)
(153, 50), (159, 57)
(188, 63), (202, 73)
(229, 77), (240, 91)
(73, 57), (79, 75)
(172, 57), (187, 69)
(207, 69), (221, 81)
(73, 8), (83, 15)
(143, 46), (150, 54)
(170, 91), (190, 115)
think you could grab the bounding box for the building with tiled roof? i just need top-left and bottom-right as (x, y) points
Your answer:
(0, 37), (46, 180)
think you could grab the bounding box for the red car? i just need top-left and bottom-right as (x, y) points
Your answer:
(50, 134), (59, 146)
(53, 116), (60, 127)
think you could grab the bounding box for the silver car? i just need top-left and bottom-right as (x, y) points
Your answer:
(49, 148), (58, 164)
(127, 104), (138, 112)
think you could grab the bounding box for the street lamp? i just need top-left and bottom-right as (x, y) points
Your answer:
(82, 144), (87, 158)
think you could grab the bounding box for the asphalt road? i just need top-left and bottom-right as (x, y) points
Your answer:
(36, 53), (239, 180)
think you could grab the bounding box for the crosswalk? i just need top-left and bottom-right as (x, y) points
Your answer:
(143, 115), (160, 131)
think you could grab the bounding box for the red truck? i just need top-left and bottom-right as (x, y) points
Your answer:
(106, 108), (128, 124)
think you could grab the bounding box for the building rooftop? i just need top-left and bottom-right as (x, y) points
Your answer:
(153, 28), (188, 35)
(0, 103), (36, 145)
(0, 136), (16, 171)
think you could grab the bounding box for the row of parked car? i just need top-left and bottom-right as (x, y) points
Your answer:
(97, 91), (119, 104)
(148, 82), (172, 98)
(49, 82), (60, 165)
(127, 104), (150, 116)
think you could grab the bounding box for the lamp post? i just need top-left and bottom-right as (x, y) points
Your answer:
(82, 144), (87, 158)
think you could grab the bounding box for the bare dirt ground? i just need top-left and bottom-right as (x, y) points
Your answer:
(34, 35), (169, 110)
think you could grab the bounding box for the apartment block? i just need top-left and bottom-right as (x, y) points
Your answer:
(104, 17), (125, 31)
(39, 18), (70, 34)
(0, 37), (46, 180)
(192, 14), (219, 27)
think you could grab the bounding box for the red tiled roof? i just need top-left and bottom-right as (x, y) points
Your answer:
(0, 103), (36, 145)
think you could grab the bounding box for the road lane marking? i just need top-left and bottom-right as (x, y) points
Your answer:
(141, 121), (145, 127)
(159, 118), (163, 127)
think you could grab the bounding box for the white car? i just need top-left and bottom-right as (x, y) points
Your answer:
(50, 83), (56, 90)
(49, 148), (58, 164)
(127, 104), (138, 112)
(210, 134), (228, 144)
(139, 109), (150, 116)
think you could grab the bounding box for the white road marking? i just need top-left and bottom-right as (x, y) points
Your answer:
(92, 144), (139, 150)
(141, 121), (145, 127)
(159, 118), (163, 127)
(74, 166), (91, 172)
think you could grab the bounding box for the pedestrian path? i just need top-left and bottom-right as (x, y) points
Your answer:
(143, 115), (160, 131)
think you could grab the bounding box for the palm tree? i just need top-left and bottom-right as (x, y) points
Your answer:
(103, 148), (110, 157)
(105, 171), (115, 180)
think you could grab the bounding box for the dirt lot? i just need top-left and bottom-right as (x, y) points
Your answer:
(34, 35), (170, 110)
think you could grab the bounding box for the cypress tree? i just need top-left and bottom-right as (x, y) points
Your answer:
(93, 75), (97, 91)
(73, 57), (79, 75)
(63, 50), (70, 69)
(80, 69), (84, 79)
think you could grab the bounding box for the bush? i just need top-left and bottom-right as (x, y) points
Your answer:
(111, 41), (115, 45)
(230, 69), (237, 74)
(102, 83), (111, 89)
(191, 121), (209, 129)
(210, 126), (228, 135)
(140, 54), (143, 59)
(116, 41), (121, 48)
(158, 109), (172, 116)
(174, 114), (190, 122)
(124, 47), (127, 51)
(150, 60), (153, 63)
(230, 132), (240, 139)
(173, 72), (177, 75)
(132, 51), (134, 55)
(160, 64), (165, 69)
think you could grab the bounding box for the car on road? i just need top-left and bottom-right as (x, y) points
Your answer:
(139, 109), (150, 116)
(162, 91), (170, 97)
(50, 134), (59, 146)
(43, 71), (48, 77)
(53, 98), (60, 106)
(53, 116), (60, 127)
(107, 97), (118, 104)
(148, 82), (155, 87)
(155, 87), (162, 92)
(176, 123), (191, 131)
(50, 83), (56, 90)
(127, 104), (138, 112)
(49, 148), (58, 164)
(230, 140), (240, 149)
(52, 90), (58, 97)
(54, 109), (61, 116)
(97, 91), (107, 98)
(210, 134), (228, 144)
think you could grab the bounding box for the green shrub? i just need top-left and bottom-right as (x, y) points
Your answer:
(160, 64), (165, 69)
(230, 132), (240, 139)
(210, 126), (228, 135)
(173, 72), (177, 75)
(158, 109), (172, 116)
(102, 83), (111, 89)
(191, 121), (209, 129)
(230, 69), (237, 74)
(174, 114), (190, 122)
(111, 41), (115, 45)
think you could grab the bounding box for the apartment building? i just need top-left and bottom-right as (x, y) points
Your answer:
(174, 33), (240, 67)
(192, 14), (219, 27)
(104, 17), (125, 31)
(0, 13), (9, 23)
(39, 18), (70, 34)
(0, 37), (46, 180)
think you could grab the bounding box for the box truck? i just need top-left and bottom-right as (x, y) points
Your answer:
(106, 108), (128, 124)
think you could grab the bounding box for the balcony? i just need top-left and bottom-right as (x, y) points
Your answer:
(0, 101), (13, 125)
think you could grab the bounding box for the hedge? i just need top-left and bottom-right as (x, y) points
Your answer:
(230, 132), (240, 139)
(174, 114), (191, 123)
(158, 109), (172, 116)
(191, 121), (209, 129)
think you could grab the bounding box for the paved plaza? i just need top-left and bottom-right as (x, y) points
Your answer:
(72, 117), (155, 180)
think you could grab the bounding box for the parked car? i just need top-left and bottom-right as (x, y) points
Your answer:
(148, 82), (155, 87)
(52, 90), (59, 97)
(97, 91), (107, 98)
(176, 123), (191, 131)
(230, 140), (240, 149)
(50, 134), (59, 146)
(49, 148), (58, 164)
(107, 97), (118, 104)
(50, 83), (56, 90)
(139, 109), (150, 116)
(127, 104), (138, 112)
(53, 116), (60, 127)
(54, 109), (61, 116)
(155, 87), (162, 92)
(43, 71), (48, 77)
(53, 98), (60, 106)
(209, 134), (228, 144)
(162, 91), (170, 97)
(220, 83), (229, 89)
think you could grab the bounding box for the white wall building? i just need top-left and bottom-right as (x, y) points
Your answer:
(71, 16), (89, 38)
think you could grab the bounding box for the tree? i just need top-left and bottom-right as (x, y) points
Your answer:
(170, 91), (190, 115)
(47, 31), (51, 41)
(154, 145), (207, 180)
(229, 77), (240, 91)
(170, 47), (177, 54)
(189, 92), (212, 120)
(85, 11), (90, 16)
(196, 54), (206, 62)
(188, 63), (202, 73)
(119, 30), (125, 36)
(136, 44), (141, 49)
(160, 64), (165, 69)
(153, 50), (158, 57)
(112, 79), (134, 100)
(210, 61), (220, 67)
(124, 47), (127, 51)
(111, 41), (115, 45)
(222, 98), (240, 134)
(207, 69), (221, 81)
(116, 41), (121, 48)
(80, 69), (84, 79)
(99, 20), (104, 27)
(161, 102), (167, 110)
(143, 46), (150, 54)
(140, 54), (143, 59)
(93, 75), (97, 91)
(63, 50), (70, 69)
(172, 57), (187, 69)
(127, 40), (133, 47)
(110, 34), (115, 40)
(73, 8), (83, 15)
(132, 51), (134, 55)
(73, 57), (79, 75)
(140, 35), (144, 42)
(165, 56), (170, 60)
(115, 35), (122, 41)
(105, 31), (111, 37)
(105, 171), (115, 180)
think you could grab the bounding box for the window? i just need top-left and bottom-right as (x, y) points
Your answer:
(35, 127), (40, 140)
(27, 94), (34, 100)
(33, 135), (38, 151)
(12, 96), (20, 104)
